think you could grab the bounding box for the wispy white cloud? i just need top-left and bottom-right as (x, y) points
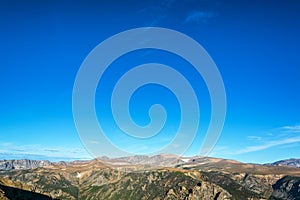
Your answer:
(236, 136), (300, 154)
(280, 125), (300, 133)
(247, 136), (262, 141)
(233, 125), (300, 155)
(185, 11), (217, 23)
(0, 142), (92, 161)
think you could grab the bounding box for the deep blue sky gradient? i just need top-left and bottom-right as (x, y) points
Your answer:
(0, 0), (300, 163)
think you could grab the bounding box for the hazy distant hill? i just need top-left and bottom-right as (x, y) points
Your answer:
(0, 155), (300, 199)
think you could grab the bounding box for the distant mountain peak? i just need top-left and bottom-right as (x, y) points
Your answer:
(0, 159), (52, 170)
(265, 158), (300, 168)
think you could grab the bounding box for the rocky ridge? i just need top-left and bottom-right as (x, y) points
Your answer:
(0, 159), (52, 170)
(265, 158), (300, 168)
(0, 155), (299, 199)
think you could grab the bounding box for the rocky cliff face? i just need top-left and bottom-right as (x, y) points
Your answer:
(266, 159), (300, 168)
(102, 154), (180, 166)
(80, 169), (231, 200)
(269, 176), (300, 200)
(0, 156), (299, 200)
(0, 159), (52, 170)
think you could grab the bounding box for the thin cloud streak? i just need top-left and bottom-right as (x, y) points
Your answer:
(185, 11), (217, 23)
(280, 125), (300, 133)
(0, 142), (92, 161)
(247, 136), (262, 141)
(213, 125), (300, 157)
(236, 136), (300, 154)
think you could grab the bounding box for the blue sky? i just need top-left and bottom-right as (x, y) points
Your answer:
(0, 0), (300, 163)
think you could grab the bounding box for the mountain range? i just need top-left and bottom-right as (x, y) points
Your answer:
(0, 155), (299, 200)
(265, 158), (300, 168)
